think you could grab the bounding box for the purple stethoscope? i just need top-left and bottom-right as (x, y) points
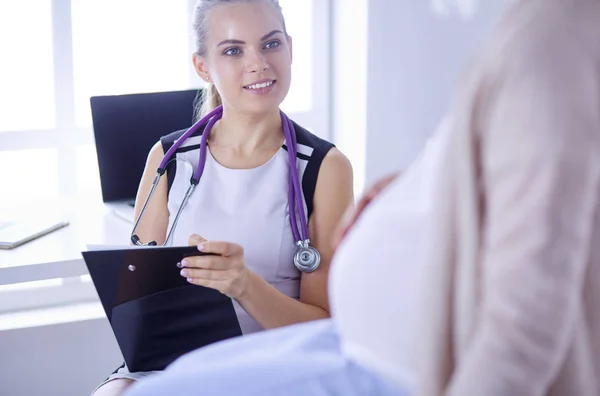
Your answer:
(130, 105), (320, 273)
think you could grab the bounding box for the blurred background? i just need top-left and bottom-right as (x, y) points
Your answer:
(0, 1), (506, 395)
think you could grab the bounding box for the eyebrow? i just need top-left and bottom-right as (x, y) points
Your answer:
(261, 30), (283, 41)
(217, 30), (284, 47)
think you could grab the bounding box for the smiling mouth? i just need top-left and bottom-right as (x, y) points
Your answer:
(243, 80), (276, 90)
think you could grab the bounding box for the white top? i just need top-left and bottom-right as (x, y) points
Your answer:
(328, 120), (451, 390)
(166, 141), (301, 334)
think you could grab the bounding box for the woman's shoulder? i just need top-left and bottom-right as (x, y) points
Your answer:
(291, 121), (351, 176)
(160, 123), (207, 152)
(161, 128), (188, 145)
(291, 121), (336, 159)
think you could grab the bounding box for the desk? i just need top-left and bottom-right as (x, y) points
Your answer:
(0, 196), (132, 330)
(0, 197), (132, 286)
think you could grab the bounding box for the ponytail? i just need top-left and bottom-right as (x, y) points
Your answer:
(196, 83), (222, 120)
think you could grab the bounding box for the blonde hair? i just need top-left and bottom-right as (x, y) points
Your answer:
(195, 83), (223, 121)
(192, 0), (288, 118)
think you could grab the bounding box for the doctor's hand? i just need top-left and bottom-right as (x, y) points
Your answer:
(178, 234), (249, 299)
(332, 172), (401, 250)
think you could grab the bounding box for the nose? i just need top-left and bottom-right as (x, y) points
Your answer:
(246, 48), (269, 73)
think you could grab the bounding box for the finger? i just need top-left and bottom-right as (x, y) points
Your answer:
(332, 173), (400, 249)
(198, 241), (243, 257)
(179, 268), (230, 281)
(367, 172), (400, 197)
(188, 234), (207, 246)
(355, 172), (399, 213)
(185, 277), (228, 293)
(375, 172), (401, 191)
(354, 194), (371, 215)
(180, 255), (230, 270)
(333, 193), (373, 248)
(343, 195), (371, 233)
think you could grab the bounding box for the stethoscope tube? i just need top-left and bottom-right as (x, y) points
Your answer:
(131, 105), (320, 273)
(281, 112), (320, 273)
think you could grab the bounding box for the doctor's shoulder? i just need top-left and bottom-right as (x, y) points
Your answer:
(138, 127), (190, 189)
(136, 125), (201, 201)
(132, 126), (200, 244)
(139, 126), (204, 187)
(291, 122), (354, 210)
(136, 126), (195, 200)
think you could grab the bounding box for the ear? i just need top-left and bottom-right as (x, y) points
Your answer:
(192, 53), (211, 83)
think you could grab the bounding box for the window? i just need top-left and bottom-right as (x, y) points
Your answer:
(279, 0), (313, 114)
(281, 0), (331, 136)
(0, 0), (332, 315)
(75, 144), (102, 197)
(71, 0), (191, 126)
(0, 149), (60, 207)
(0, 1), (55, 131)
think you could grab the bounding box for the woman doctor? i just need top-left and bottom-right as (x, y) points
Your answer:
(91, 0), (354, 395)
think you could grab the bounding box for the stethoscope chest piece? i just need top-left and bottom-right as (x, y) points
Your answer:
(293, 241), (320, 273)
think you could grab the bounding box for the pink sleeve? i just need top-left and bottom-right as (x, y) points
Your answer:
(446, 45), (600, 395)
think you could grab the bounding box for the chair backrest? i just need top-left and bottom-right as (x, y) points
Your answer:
(90, 89), (202, 203)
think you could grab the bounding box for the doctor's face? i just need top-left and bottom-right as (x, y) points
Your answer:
(194, 2), (293, 115)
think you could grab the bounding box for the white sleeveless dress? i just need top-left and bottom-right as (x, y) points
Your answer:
(165, 138), (300, 334)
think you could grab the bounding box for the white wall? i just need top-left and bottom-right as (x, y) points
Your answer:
(0, 2), (509, 396)
(334, 0), (506, 190)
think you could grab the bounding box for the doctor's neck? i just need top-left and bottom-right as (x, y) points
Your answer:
(209, 105), (284, 154)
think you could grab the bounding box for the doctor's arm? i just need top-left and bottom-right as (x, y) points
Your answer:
(446, 52), (600, 395)
(131, 141), (170, 246)
(235, 148), (354, 329)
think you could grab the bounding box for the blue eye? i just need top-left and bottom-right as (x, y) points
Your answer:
(223, 47), (242, 56)
(264, 40), (280, 49)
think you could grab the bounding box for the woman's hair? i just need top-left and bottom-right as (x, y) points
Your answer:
(192, 0), (289, 119)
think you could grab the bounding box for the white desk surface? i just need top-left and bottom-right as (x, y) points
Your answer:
(0, 197), (132, 286)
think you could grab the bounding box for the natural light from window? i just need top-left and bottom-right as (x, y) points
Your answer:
(71, 0), (192, 127)
(0, 149), (60, 208)
(70, 0), (313, 127)
(0, 1), (55, 132)
(279, 0), (313, 114)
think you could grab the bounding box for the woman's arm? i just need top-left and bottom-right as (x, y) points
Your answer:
(131, 141), (170, 245)
(235, 148), (354, 328)
(447, 43), (600, 395)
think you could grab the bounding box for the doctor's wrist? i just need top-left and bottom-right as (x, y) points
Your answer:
(232, 267), (259, 301)
(228, 266), (250, 300)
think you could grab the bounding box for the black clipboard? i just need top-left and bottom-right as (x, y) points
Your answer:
(82, 246), (243, 372)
